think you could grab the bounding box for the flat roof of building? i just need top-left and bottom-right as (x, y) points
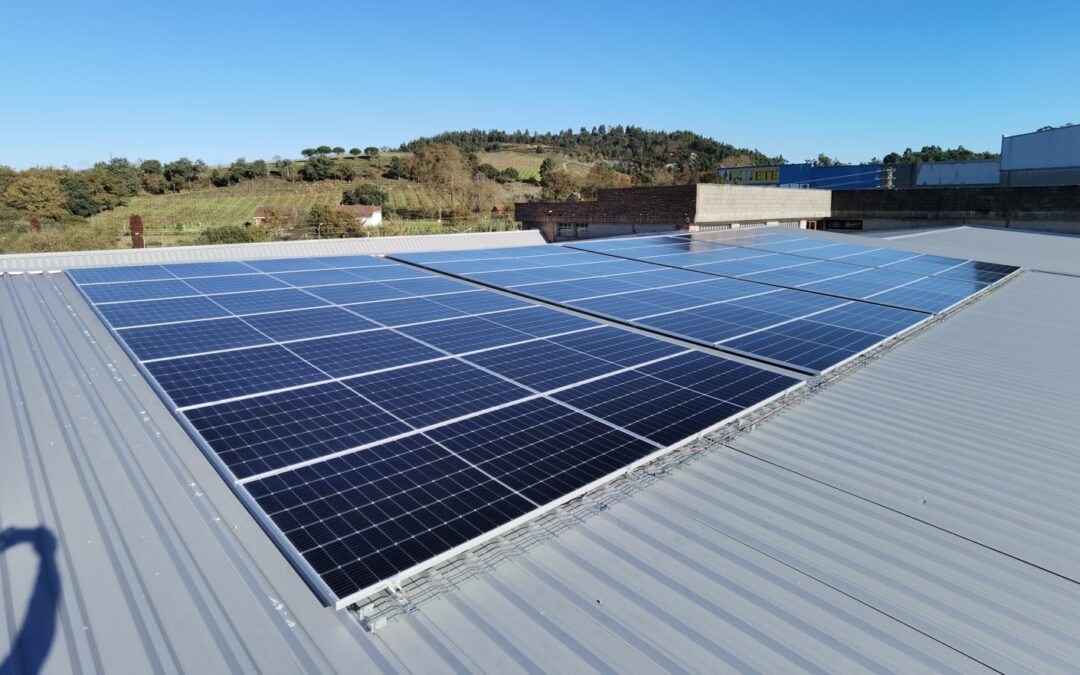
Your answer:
(2, 227), (1077, 673)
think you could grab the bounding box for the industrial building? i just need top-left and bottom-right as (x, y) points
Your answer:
(516, 182), (1080, 241)
(1, 223), (1078, 674)
(713, 124), (1080, 193)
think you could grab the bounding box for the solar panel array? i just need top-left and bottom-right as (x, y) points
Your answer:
(391, 246), (936, 373)
(67, 253), (800, 609)
(568, 230), (1019, 313)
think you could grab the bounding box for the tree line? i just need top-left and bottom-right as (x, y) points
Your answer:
(399, 126), (784, 182)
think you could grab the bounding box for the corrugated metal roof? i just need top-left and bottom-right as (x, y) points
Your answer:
(2, 228), (1078, 674)
(852, 225), (1080, 276)
(0, 229), (545, 272)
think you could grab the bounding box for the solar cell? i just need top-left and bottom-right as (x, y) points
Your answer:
(425, 397), (659, 505)
(184, 381), (412, 479)
(95, 295), (231, 328)
(288, 329), (444, 377)
(244, 258), (334, 273)
(68, 264), (175, 284)
(210, 288), (331, 315)
(120, 318), (268, 360)
(163, 261), (256, 277)
(243, 307), (379, 342)
(245, 434), (536, 599)
(145, 345), (325, 408)
(462, 340), (625, 391)
(182, 273), (289, 294)
(397, 316), (533, 353)
(345, 297), (469, 327)
(344, 359), (532, 428)
(307, 282), (411, 305)
(271, 269), (366, 287)
(82, 279), (195, 303)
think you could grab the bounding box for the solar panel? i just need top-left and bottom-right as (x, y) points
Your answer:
(68, 252), (801, 609)
(393, 248), (932, 373)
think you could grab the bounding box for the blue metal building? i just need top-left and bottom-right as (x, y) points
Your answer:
(717, 163), (883, 189)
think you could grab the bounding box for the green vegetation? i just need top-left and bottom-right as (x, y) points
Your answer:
(880, 145), (999, 164)
(0, 124), (1002, 255)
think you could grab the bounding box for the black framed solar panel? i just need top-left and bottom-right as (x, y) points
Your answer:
(67, 252), (802, 609)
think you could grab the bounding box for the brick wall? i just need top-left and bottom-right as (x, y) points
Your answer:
(514, 185), (696, 241)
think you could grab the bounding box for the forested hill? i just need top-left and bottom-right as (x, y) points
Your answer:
(399, 126), (784, 173)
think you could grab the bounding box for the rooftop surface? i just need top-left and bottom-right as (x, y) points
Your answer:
(1, 227), (1078, 674)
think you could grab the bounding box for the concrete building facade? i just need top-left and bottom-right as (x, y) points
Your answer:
(515, 184), (831, 242)
(517, 183), (1080, 240)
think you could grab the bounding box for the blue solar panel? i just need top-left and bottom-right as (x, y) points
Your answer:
(184, 381), (412, 479)
(120, 318), (268, 360)
(95, 296), (231, 328)
(243, 307), (379, 341)
(462, 340), (624, 391)
(883, 254), (968, 276)
(384, 276), (471, 296)
(345, 297), (468, 326)
(397, 316), (533, 353)
(308, 254), (395, 267)
(210, 289), (330, 315)
(345, 359), (532, 428)
(68, 265), (175, 284)
(720, 320), (884, 372)
(427, 291), (531, 313)
(932, 260), (1018, 284)
(550, 370), (742, 446)
(81, 279), (194, 303)
(68, 252), (816, 609)
(244, 258), (333, 273)
(425, 397), (659, 505)
(867, 276), (987, 313)
(271, 269), (366, 287)
(145, 345), (326, 408)
(307, 282), (411, 305)
(163, 261), (256, 277)
(245, 434), (535, 599)
(183, 274), (288, 294)
(343, 265), (432, 282)
(479, 306), (598, 337)
(288, 329), (444, 377)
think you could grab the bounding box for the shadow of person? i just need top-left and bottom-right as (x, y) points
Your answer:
(0, 527), (60, 675)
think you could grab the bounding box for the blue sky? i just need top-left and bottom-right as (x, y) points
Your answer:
(1, 0), (1077, 169)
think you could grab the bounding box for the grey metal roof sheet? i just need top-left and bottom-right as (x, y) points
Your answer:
(0, 229), (545, 272)
(2, 228), (1078, 674)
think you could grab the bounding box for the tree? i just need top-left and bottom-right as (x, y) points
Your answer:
(305, 205), (364, 238)
(580, 164), (633, 198)
(301, 148), (317, 158)
(274, 157), (294, 180)
(342, 184), (387, 205)
(539, 169), (580, 201)
(539, 157), (560, 180)
(299, 155), (335, 181)
(316, 145), (333, 156)
(477, 163), (500, 180)
(364, 147), (379, 158)
(60, 176), (101, 217)
(140, 159), (163, 175)
(163, 158), (201, 191)
(196, 225), (270, 245)
(92, 158), (140, 196)
(497, 167), (520, 183)
(332, 146), (346, 157)
(334, 162), (357, 181)
(3, 175), (69, 220)
(348, 148), (362, 158)
(384, 155), (407, 179)
(411, 144), (475, 218)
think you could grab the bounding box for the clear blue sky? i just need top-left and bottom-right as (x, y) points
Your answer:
(1, 0), (1077, 169)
